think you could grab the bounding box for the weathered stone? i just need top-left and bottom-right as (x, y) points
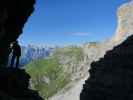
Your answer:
(80, 1), (133, 100)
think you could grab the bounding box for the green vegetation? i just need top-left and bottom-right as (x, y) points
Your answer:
(54, 46), (84, 61)
(26, 57), (70, 99)
(26, 46), (84, 99)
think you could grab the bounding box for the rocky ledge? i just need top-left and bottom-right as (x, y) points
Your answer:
(0, 67), (44, 100)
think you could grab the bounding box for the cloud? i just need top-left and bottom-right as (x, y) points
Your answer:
(68, 32), (90, 36)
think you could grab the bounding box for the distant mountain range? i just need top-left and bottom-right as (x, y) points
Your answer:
(21, 45), (55, 66)
(8, 45), (55, 67)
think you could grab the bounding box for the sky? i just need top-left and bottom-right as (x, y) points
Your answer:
(19, 0), (128, 46)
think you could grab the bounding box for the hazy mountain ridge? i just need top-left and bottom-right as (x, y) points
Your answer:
(19, 45), (55, 66)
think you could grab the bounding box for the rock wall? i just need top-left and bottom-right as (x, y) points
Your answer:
(80, 1), (133, 100)
(80, 34), (133, 100)
(0, 0), (35, 66)
(113, 1), (133, 43)
(0, 0), (44, 100)
(0, 68), (44, 100)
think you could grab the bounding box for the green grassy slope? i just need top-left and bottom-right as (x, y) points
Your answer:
(26, 46), (84, 99)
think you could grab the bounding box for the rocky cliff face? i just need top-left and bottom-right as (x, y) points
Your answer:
(0, 1), (44, 100)
(80, 1), (133, 100)
(0, 0), (35, 66)
(113, 1), (133, 43)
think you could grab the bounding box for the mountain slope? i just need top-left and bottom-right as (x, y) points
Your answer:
(26, 46), (85, 99)
(25, 42), (113, 100)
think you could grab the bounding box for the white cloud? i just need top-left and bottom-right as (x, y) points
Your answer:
(68, 32), (90, 36)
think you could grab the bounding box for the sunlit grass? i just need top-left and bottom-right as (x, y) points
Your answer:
(26, 46), (84, 99)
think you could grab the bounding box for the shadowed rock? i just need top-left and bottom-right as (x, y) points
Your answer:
(80, 35), (133, 100)
(0, 0), (44, 99)
(0, 0), (35, 66)
(0, 67), (44, 100)
(80, 1), (133, 100)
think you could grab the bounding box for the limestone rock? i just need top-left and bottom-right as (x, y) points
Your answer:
(80, 1), (133, 99)
(113, 1), (133, 43)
